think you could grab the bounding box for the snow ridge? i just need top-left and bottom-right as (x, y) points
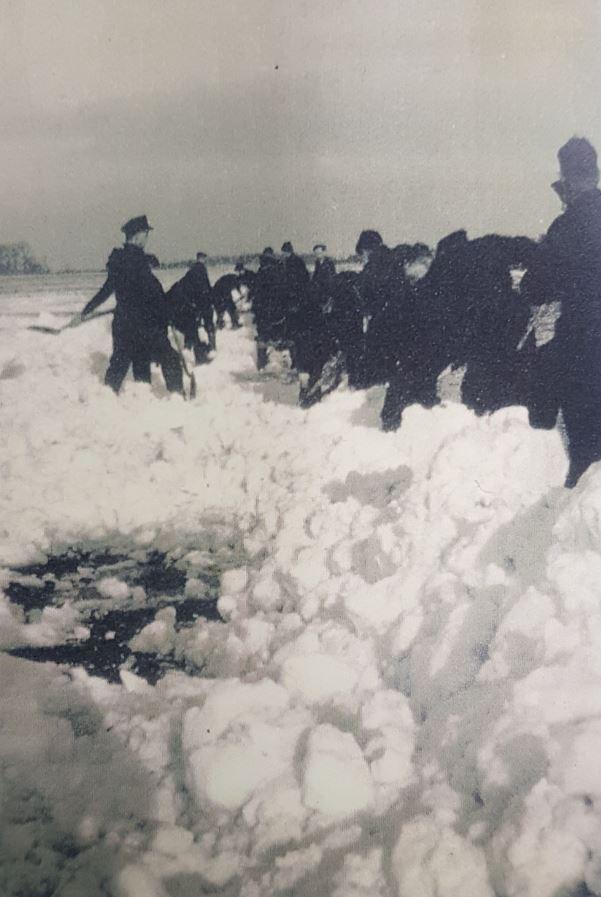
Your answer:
(3, 309), (601, 897)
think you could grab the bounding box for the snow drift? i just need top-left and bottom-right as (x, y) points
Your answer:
(2, 293), (600, 897)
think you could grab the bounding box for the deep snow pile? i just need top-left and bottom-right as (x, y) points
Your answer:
(2, 298), (601, 897)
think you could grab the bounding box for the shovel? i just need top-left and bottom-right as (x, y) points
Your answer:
(27, 308), (114, 334)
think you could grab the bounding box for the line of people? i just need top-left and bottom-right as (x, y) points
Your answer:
(246, 138), (601, 487)
(74, 136), (601, 487)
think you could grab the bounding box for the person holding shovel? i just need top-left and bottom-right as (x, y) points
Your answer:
(70, 215), (183, 395)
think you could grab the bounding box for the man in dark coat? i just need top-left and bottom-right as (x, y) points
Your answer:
(521, 137), (601, 487)
(213, 272), (242, 329)
(280, 241), (310, 358)
(74, 216), (183, 395)
(167, 251), (216, 364)
(235, 259), (257, 302)
(354, 230), (412, 399)
(253, 248), (286, 369)
(312, 244), (336, 298)
(460, 235), (534, 415)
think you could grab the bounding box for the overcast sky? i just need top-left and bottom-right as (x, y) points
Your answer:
(2, 0), (601, 269)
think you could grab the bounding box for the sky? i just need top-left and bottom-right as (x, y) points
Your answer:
(2, 0), (601, 269)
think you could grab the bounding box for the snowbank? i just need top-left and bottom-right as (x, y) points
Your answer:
(3, 294), (601, 896)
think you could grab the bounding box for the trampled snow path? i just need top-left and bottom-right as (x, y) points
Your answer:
(2, 304), (601, 897)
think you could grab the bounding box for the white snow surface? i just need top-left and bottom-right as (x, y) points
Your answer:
(2, 284), (601, 896)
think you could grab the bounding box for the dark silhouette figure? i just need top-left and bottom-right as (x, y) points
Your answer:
(253, 248), (286, 369)
(78, 216), (183, 395)
(312, 244), (337, 297)
(213, 274), (242, 329)
(168, 252), (216, 364)
(521, 137), (601, 487)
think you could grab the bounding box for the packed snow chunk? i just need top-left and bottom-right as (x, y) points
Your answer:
(183, 678), (291, 746)
(251, 566), (284, 612)
(280, 653), (359, 704)
(494, 779), (598, 897)
(513, 659), (601, 728)
(426, 408), (566, 523)
(182, 679), (309, 811)
(302, 724), (374, 818)
(392, 815), (494, 897)
(152, 824), (195, 857)
(551, 719), (601, 799)
(97, 576), (131, 600)
(271, 843), (323, 891)
(288, 544), (330, 593)
(343, 569), (425, 635)
(332, 848), (387, 897)
(548, 549), (601, 614)
(115, 864), (169, 897)
(184, 725), (297, 811)
(183, 577), (208, 599)
(221, 566), (248, 594)
(273, 621), (381, 709)
(361, 690), (416, 806)
(242, 782), (308, 854)
(129, 607), (176, 655)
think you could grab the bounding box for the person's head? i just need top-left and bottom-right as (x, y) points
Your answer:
(281, 241), (293, 256)
(313, 243), (326, 259)
(121, 215), (153, 247)
(234, 259), (245, 273)
(553, 137), (599, 206)
(355, 229), (382, 265)
(196, 251), (208, 264)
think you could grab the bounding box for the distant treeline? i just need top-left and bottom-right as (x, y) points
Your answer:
(0, 242), (49, 275)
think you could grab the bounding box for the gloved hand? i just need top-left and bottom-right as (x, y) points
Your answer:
(67, 312), (84, 328)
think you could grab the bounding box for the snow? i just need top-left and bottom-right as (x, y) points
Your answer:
(1, 274), (600, 895)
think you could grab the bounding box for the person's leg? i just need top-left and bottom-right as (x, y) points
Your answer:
(256, 340), (268, 370)
(104, 325), (132, 393)
(225, 295), (241, 328)
(562, 378), (601, 487)
(132, 353), (152, 383)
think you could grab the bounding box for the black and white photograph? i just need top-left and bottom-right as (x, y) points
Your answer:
(2, 1), (601, 895)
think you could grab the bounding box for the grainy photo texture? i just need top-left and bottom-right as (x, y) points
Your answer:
(1, 1), (601, 895)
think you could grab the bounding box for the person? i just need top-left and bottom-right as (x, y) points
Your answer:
(73, 215), (183, 395)
(460, 235), (534, 415)
(280, 241), (310, 361)
(167, 251), (216, 364)
(234, 259), (257, 304)
(521, 136), (601, 487)
(311, 244), (336, 297)
(253, 248), (286, 369)
(354, 229), (411, 399)
(286, 244), (338, 407)
(213, 271), (242, 329)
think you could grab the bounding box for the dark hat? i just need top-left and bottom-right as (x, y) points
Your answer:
(313, 243), (327, 252)
(196, 251), (208, 260)
(262, 246), (275, 256)
(281, 241), (294, 253)
(121, 215), (153, 238)
(355, 230), (382, 254)
(558, 137), (599, 181)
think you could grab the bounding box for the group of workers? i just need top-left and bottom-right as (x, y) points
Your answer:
(73, 136), (601, 487)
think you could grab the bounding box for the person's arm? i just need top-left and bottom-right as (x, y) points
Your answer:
(81, 273), (116, 316)
(67, 262), (116, 327)
(519, 224), (565, 347)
